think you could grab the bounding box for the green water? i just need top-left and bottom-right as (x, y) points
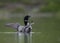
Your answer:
(0, 33), (32, 43)
(0, 32), (60, 43)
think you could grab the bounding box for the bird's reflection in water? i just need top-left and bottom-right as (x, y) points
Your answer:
(17, 32), (32, 43)
(24, 33), (32, 43)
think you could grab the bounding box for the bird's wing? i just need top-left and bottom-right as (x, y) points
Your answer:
(5, 23), (20, 29)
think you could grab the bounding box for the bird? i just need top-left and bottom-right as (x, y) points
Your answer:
(5, 15), (34, 33)
(5, 22), (34, 33)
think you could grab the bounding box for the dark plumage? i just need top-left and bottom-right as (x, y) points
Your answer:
(24, 15), (30, 26)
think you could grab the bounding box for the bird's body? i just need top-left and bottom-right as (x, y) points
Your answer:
(5, 22), (34, 33)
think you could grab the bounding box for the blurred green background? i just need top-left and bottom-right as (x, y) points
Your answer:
(0, 0), (60, 43)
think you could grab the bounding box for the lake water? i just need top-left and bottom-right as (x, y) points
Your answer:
(0, 32), (60, 43)
(0, 32), (33, 43)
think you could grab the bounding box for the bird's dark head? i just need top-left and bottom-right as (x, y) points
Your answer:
(26, 15), (31, 18)
(24, 15), (31, 20)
